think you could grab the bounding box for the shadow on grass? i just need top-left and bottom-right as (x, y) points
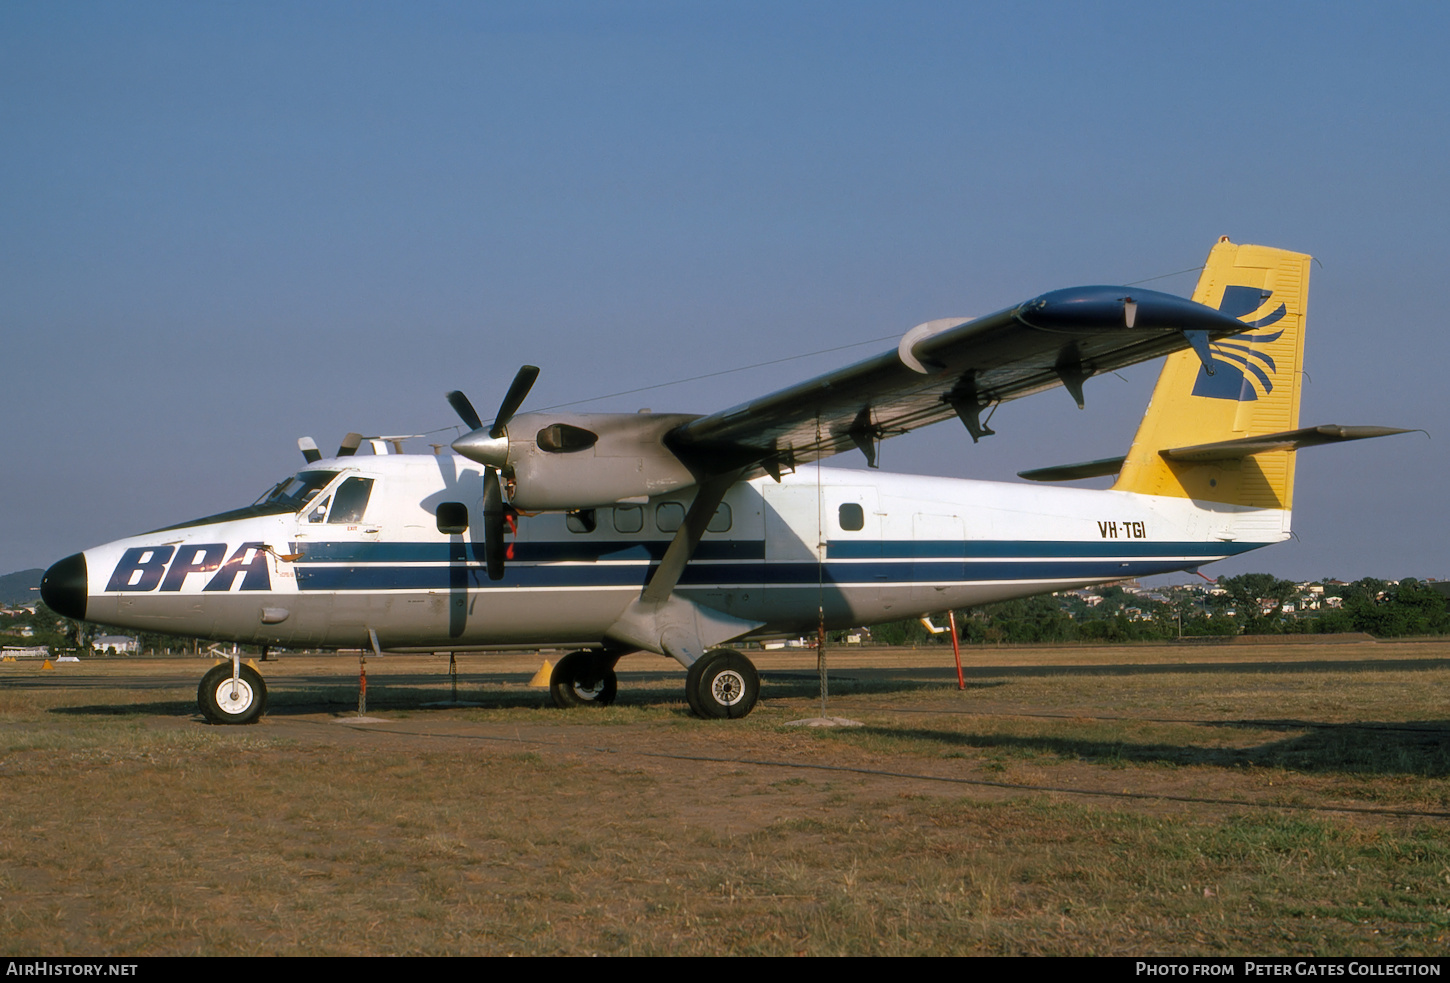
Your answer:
(51, 701), (198, 717)
(253, 669), (982, 714)
(857, 721), (1450, 777)
(40, 670), (963, 719)
(760, 673), (1006, 699)
(951, 657), (1450, 680)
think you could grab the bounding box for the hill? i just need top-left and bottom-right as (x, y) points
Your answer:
(1, 569), (44, 606)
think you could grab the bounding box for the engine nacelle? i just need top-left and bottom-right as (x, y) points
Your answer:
(455, 411), (703, 511)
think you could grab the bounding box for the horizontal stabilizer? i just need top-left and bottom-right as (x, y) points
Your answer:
(1017, 456), (1126, 482)
(1161, 425), (1412, 462)
(1019, 425), (1411, 483)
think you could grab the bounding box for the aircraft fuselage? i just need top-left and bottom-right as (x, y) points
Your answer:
(44, 453), (1276, 653)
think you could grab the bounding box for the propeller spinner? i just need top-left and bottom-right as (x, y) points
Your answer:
(447, 365), (540, 580)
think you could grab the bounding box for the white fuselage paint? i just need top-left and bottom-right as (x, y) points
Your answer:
(76, 454), (1285, 658)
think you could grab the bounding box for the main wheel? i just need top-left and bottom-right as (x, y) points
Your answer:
(549, 650), (618, 708)
(197, 663), (267, 725)
(685, 648), (759, 719)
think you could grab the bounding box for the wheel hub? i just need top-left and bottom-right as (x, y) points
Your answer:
(214, 679), (254, 715)
(710, 669), (746, 706)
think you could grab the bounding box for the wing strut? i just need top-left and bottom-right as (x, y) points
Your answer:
(641, 471), (738, 603)
(604, 471), (763, 667)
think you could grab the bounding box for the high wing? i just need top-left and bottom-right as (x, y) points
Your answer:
(665, 285), (1251, 480)
(449, 274), (1256, 516)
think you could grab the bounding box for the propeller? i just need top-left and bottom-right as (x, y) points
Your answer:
(481, 469), (506, 580)
(447, 365), (540, 581)
(297, 433), (366, 463)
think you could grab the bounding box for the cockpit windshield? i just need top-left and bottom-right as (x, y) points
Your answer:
(150, 469), (345, 534)
(254, 470), (340, 510)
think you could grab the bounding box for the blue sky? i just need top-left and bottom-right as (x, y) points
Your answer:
(3, 1), (1446, 582)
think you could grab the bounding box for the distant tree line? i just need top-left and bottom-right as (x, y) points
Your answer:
(1308, 578), (1450, 638)
(865, 575), (1450, 646)
(1, 603), (209, 655)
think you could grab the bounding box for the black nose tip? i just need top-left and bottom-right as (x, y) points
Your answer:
(40, 553), (87, 620)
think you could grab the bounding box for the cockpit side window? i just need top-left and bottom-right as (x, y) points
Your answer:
(328, 477), (374, 523)
(307, 496), (332, 524)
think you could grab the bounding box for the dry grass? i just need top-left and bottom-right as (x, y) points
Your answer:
(1, 642), (1448, 955)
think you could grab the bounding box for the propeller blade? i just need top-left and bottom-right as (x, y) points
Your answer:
(337, 433), (363, 457)
(298, 437), (322, 464)
(482, 469), (506, 581)
(446, 391), (484, 432)
(490, 365), (540, 439)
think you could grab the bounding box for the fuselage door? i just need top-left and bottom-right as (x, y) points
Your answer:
(291, 473), (382, 570)
(823, 486), (886, 613)
(763, 480), (884, 630)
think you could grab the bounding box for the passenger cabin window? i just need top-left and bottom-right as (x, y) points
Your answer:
(436, 502), (468, 535)
(656, 502), (685, 533)
(566, 509), (597, 534)
(652, 502), (732, 534)
(613, 505), (643, 534)
(328, 477), (374, 523)
(838, 503), (865, 531)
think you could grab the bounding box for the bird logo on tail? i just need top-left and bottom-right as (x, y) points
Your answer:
(1192, 285), (1287, 401)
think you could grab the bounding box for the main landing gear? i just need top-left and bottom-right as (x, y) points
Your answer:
(686, 648), (759, 719)
(549, 647), (761, 718)
(197, 662), (268, 725)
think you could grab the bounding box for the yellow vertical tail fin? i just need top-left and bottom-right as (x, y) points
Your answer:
(1112, 238), (1312, 510)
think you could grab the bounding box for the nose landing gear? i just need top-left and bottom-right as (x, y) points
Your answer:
(197, 662), (267, 725)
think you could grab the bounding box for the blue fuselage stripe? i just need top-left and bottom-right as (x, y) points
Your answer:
(288, 540), (1264, 591)
(290, 538), (1259, 565)
(825, 540), (1260, 559)
(290, 540), (766, 563)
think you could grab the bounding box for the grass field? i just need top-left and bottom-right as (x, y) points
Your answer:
(1, 640), (1447, 955)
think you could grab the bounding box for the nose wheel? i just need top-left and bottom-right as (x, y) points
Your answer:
(197, 663), (268, 725)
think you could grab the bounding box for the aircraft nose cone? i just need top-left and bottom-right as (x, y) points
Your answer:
(40, 553), (87, 620)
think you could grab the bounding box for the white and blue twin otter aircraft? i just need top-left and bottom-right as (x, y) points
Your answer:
(41, 239), (1406, 723)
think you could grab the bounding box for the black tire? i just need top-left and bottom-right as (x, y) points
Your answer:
(197, 662), (267, 725)
(684, 664), (705, 716)
(686, 649), (759, 719)
(549, 650), (618, 708)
